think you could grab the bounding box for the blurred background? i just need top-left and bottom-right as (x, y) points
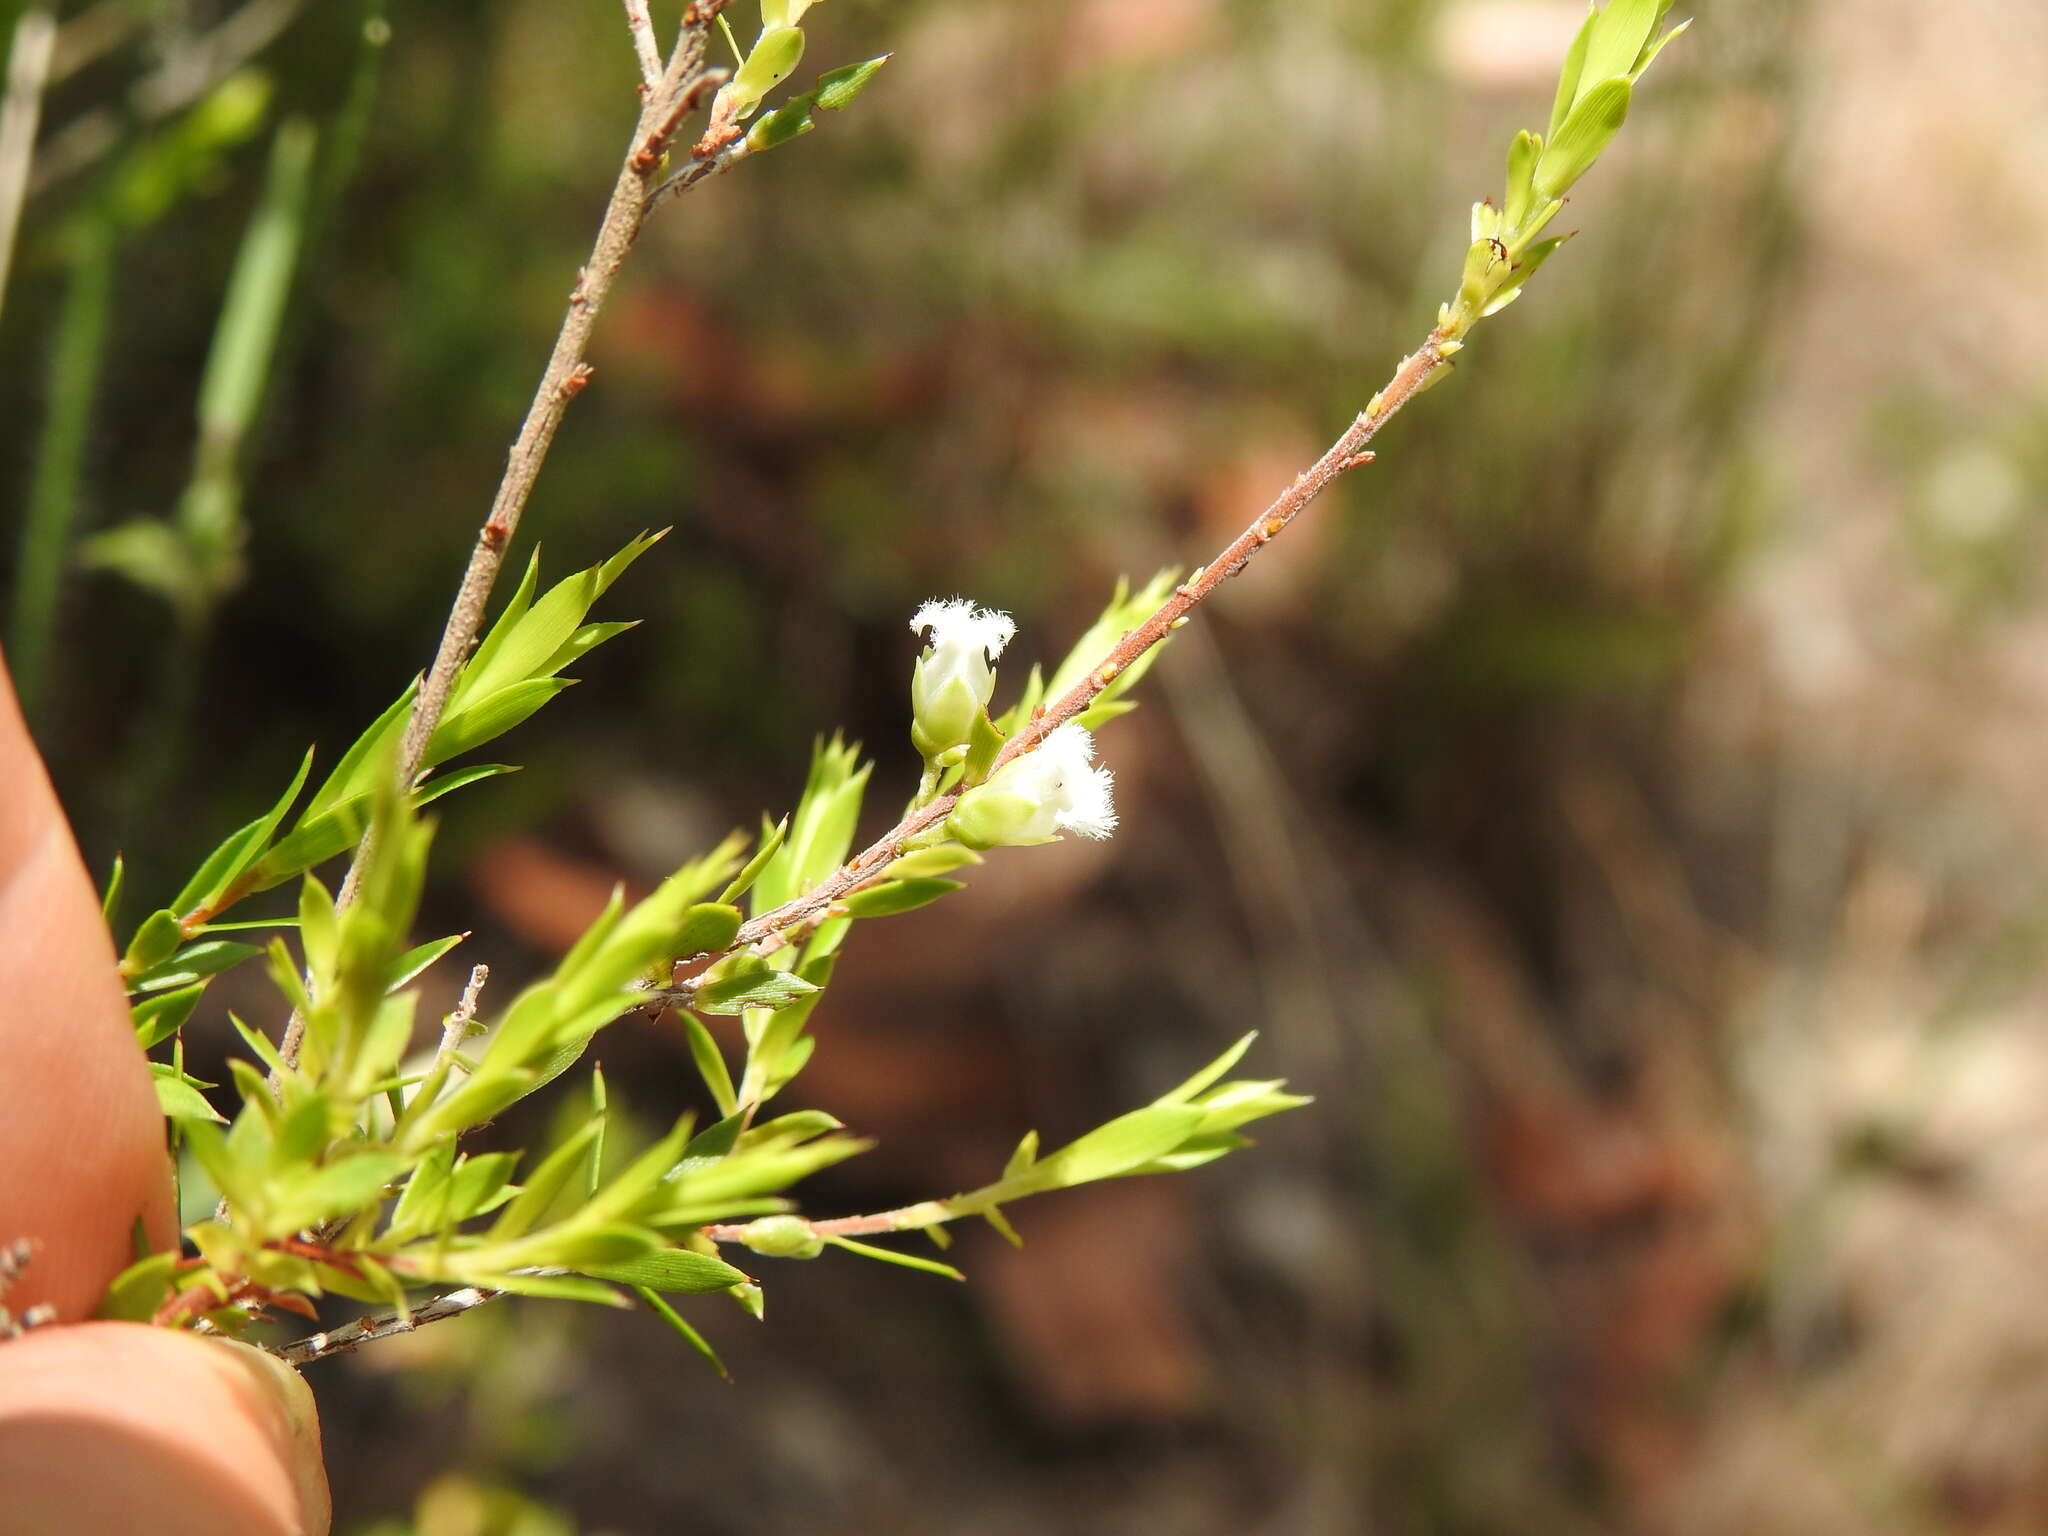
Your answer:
(7, 0), (2048, 1530)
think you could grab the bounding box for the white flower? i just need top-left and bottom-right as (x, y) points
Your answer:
(908, 598), (1016, 759)
(946, 722), (1118, 848)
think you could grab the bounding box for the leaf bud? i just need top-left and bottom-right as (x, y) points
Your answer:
(732, 1215), (826, 1260)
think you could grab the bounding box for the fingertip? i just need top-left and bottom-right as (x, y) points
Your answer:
(0, 1322), (330, 1536)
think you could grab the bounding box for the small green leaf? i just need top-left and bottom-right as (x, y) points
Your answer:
(1580, 0), (1665, 91)
(718, 817), (789, 905)
(273, 1154), (406, 1230)
(1031, 1106), (1206, 1188)
(1001, 1129), (1039, 1179)
(673, 902), (743, 959)
(150, 1063), (224, 1122)
(171, 748), (315, 915)
(840, 877), (964, 919)
(490, 1121), (602, 1241)
(101, 854), (126, 924)
(95, 1251), (181, 1322)
(1549, 2), (1600, 139)
(413, 763), (518, 807)
(473, 1272), (629, 1306)
(826, 1236), (964, 1281)
(122, 908), (186, 979)
(133, 984), (206, 1049)
(982, 1205), (1023, 1248)
(388, 932), (464, 991)
(445, 1152), (521, 1224)
(726, 25), (805, 117)
(128, 939), (263, 994)
(634, 1285), (731, 1378)
(693, 966), (819, 1016)
(583, 1248), (748, 1293)
(426, 679), (573, 767)
(882, 845), (981, 880)
(679, 1013), (738, 1117)
(1533, 76), (1632, 200)
(812, 54), (889, 112)
(1157, 1033), (1258, 1105)
(1504, 129), (1541, 230)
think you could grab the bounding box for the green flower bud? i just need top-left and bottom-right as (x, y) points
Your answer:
(734, 1215), (826, 1260)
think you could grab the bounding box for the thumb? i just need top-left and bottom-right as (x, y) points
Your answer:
(0, 1321), (329, 1535)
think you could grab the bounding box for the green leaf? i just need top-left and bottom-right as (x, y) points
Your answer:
(302, 685), (414, 820)
(150, 1063), (224, 1122)
(1629, 18), (1690, 81)
(582, 1248), (748, 1293)
(490, 1121), (602, 1242)
(1580, 0), (1664, 91)
(694, 966), (820, 1016)
(727, 25), (805, 117)
(813, 55), (890, 111)
(1504, 129), (1541, 231)
(1031, 1106), (1206, 1188)
(446, 1152), (522, 1224)
(840, 877), (964, 919)
(388, 933), (465, 991)
(634, 1285), (731, 1378)
(455, 549), (542, 702)
(718, 817), (789, 905)
(1157, 1033), (1259, 1105)
(1533, 76), (1632, 201)
(272, 1154), (406, 1231)
(473, 1272), (628, 1306)
(1002, 1129), (1039, 1180)
(882, 845), (981, 880)
(1483, 234), (1572, 317)
(587, 1067), (609, 1198)
(101, 855), (125, 925)
(426, 678), (573, 767)
(679, 1013), (738, 1117)
(246, 800), (370, 893)
(825, 1236), (964, 1281)
(448, 532), (663, 714)
(122, 908), (186, 979)
(982, 1205), (1023, 1248)
(128, 939), (263, 994)
(413, 763), (518, 808)
(1548, 2), (1600, 139)
(133, 984), (207, 1049)
(95, 1251), (181, 1322)
(673, 902), (743, 959)
(171, 748), (313, 915)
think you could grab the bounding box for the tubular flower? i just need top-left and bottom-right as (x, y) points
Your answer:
(908, 598), (1016, 760)
(945, 723), (1117, 849)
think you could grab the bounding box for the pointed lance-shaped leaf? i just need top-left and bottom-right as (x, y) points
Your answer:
(1533, 76), (1632, 201)
(1579, 0), (1667, 97)
(1548, 2), (1600, 140)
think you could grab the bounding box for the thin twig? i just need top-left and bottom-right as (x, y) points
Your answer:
(274, 1), (731, 1081)
(657, 331), (1453, 996)
(622, 0), (662, 89)
(0, 8), (56, 326)
(274, 1283), (501, 1365)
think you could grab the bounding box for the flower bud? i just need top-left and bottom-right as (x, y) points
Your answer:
(734, 1215), (826, 1260)
(909, 598), (1016, 760)
(946, 723), (1117, 849)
